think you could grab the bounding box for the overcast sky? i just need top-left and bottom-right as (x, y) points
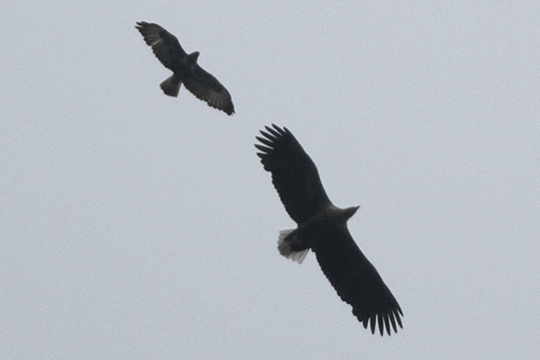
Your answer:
(2, 1), (540, 359)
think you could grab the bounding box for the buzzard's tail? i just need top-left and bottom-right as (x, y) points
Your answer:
(278, 229), (309, 264)
(160, 75), (182, 97)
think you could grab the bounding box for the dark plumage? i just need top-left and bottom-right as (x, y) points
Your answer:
(255, 124), (403, 336)
(135, 21), (235, 115)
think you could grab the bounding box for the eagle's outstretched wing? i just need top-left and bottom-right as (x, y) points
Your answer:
(183, 66), (235, 116)
(135, 22), (187, 71)
(255, 124), (332, 224)
(313, 225), (403, 336)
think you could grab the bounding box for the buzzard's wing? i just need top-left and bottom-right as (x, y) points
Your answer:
(183, 65), (235, 115)
(314, 225), (403, 336)
(135, 22), (187, 70)
(255, 125), (332, 224)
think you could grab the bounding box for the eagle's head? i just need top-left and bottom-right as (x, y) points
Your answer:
(343, 205), (360, 221)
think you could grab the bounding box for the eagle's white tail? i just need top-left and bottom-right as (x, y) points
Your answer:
(160, 75), (182, 97)
(277, 229), (309, 264)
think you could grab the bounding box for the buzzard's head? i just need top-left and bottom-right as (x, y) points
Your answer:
(187, 51), (200, 66)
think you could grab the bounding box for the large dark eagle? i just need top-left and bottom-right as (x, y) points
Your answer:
(255, 125), (403, 336)
(135, 21), (235, 116)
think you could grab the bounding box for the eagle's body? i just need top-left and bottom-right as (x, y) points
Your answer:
(135, 21), (235, 115)
(255, 125), (403, 336)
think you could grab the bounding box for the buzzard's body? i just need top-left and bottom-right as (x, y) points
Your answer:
(255, 125), (403, 336)
(135, 21), (235, 115)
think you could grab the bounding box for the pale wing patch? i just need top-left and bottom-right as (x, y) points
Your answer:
(207, 90), (222, 106)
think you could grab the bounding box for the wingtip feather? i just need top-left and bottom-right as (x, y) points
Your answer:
(264, 125), (282, 138)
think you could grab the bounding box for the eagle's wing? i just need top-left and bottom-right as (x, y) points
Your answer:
(135, 22), (187, 71)
(313, 225), (403, 336)
(255, 125), (332, 224)
(183, 65), (235, 115)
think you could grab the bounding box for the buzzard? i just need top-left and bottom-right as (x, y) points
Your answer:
(255, 125), (403, 336)
(135, 21), (235, 115)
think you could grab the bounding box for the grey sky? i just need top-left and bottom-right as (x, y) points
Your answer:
(2, 1), (539, 359)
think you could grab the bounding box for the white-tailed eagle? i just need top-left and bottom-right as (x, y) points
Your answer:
(255, 124), (403, 336)
(135, 21), (235, 116)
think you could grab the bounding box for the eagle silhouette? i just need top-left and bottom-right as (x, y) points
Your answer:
(135, 21), (235, 115)
(256, 125), (403, 336)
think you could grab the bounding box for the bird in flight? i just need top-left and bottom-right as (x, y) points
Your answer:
(255, 124), (403, 336)
(135, 21), (235, 115)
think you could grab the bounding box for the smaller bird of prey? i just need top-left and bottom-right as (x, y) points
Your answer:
(135, 21), (235, 115)
(255, 125), (403, 336)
